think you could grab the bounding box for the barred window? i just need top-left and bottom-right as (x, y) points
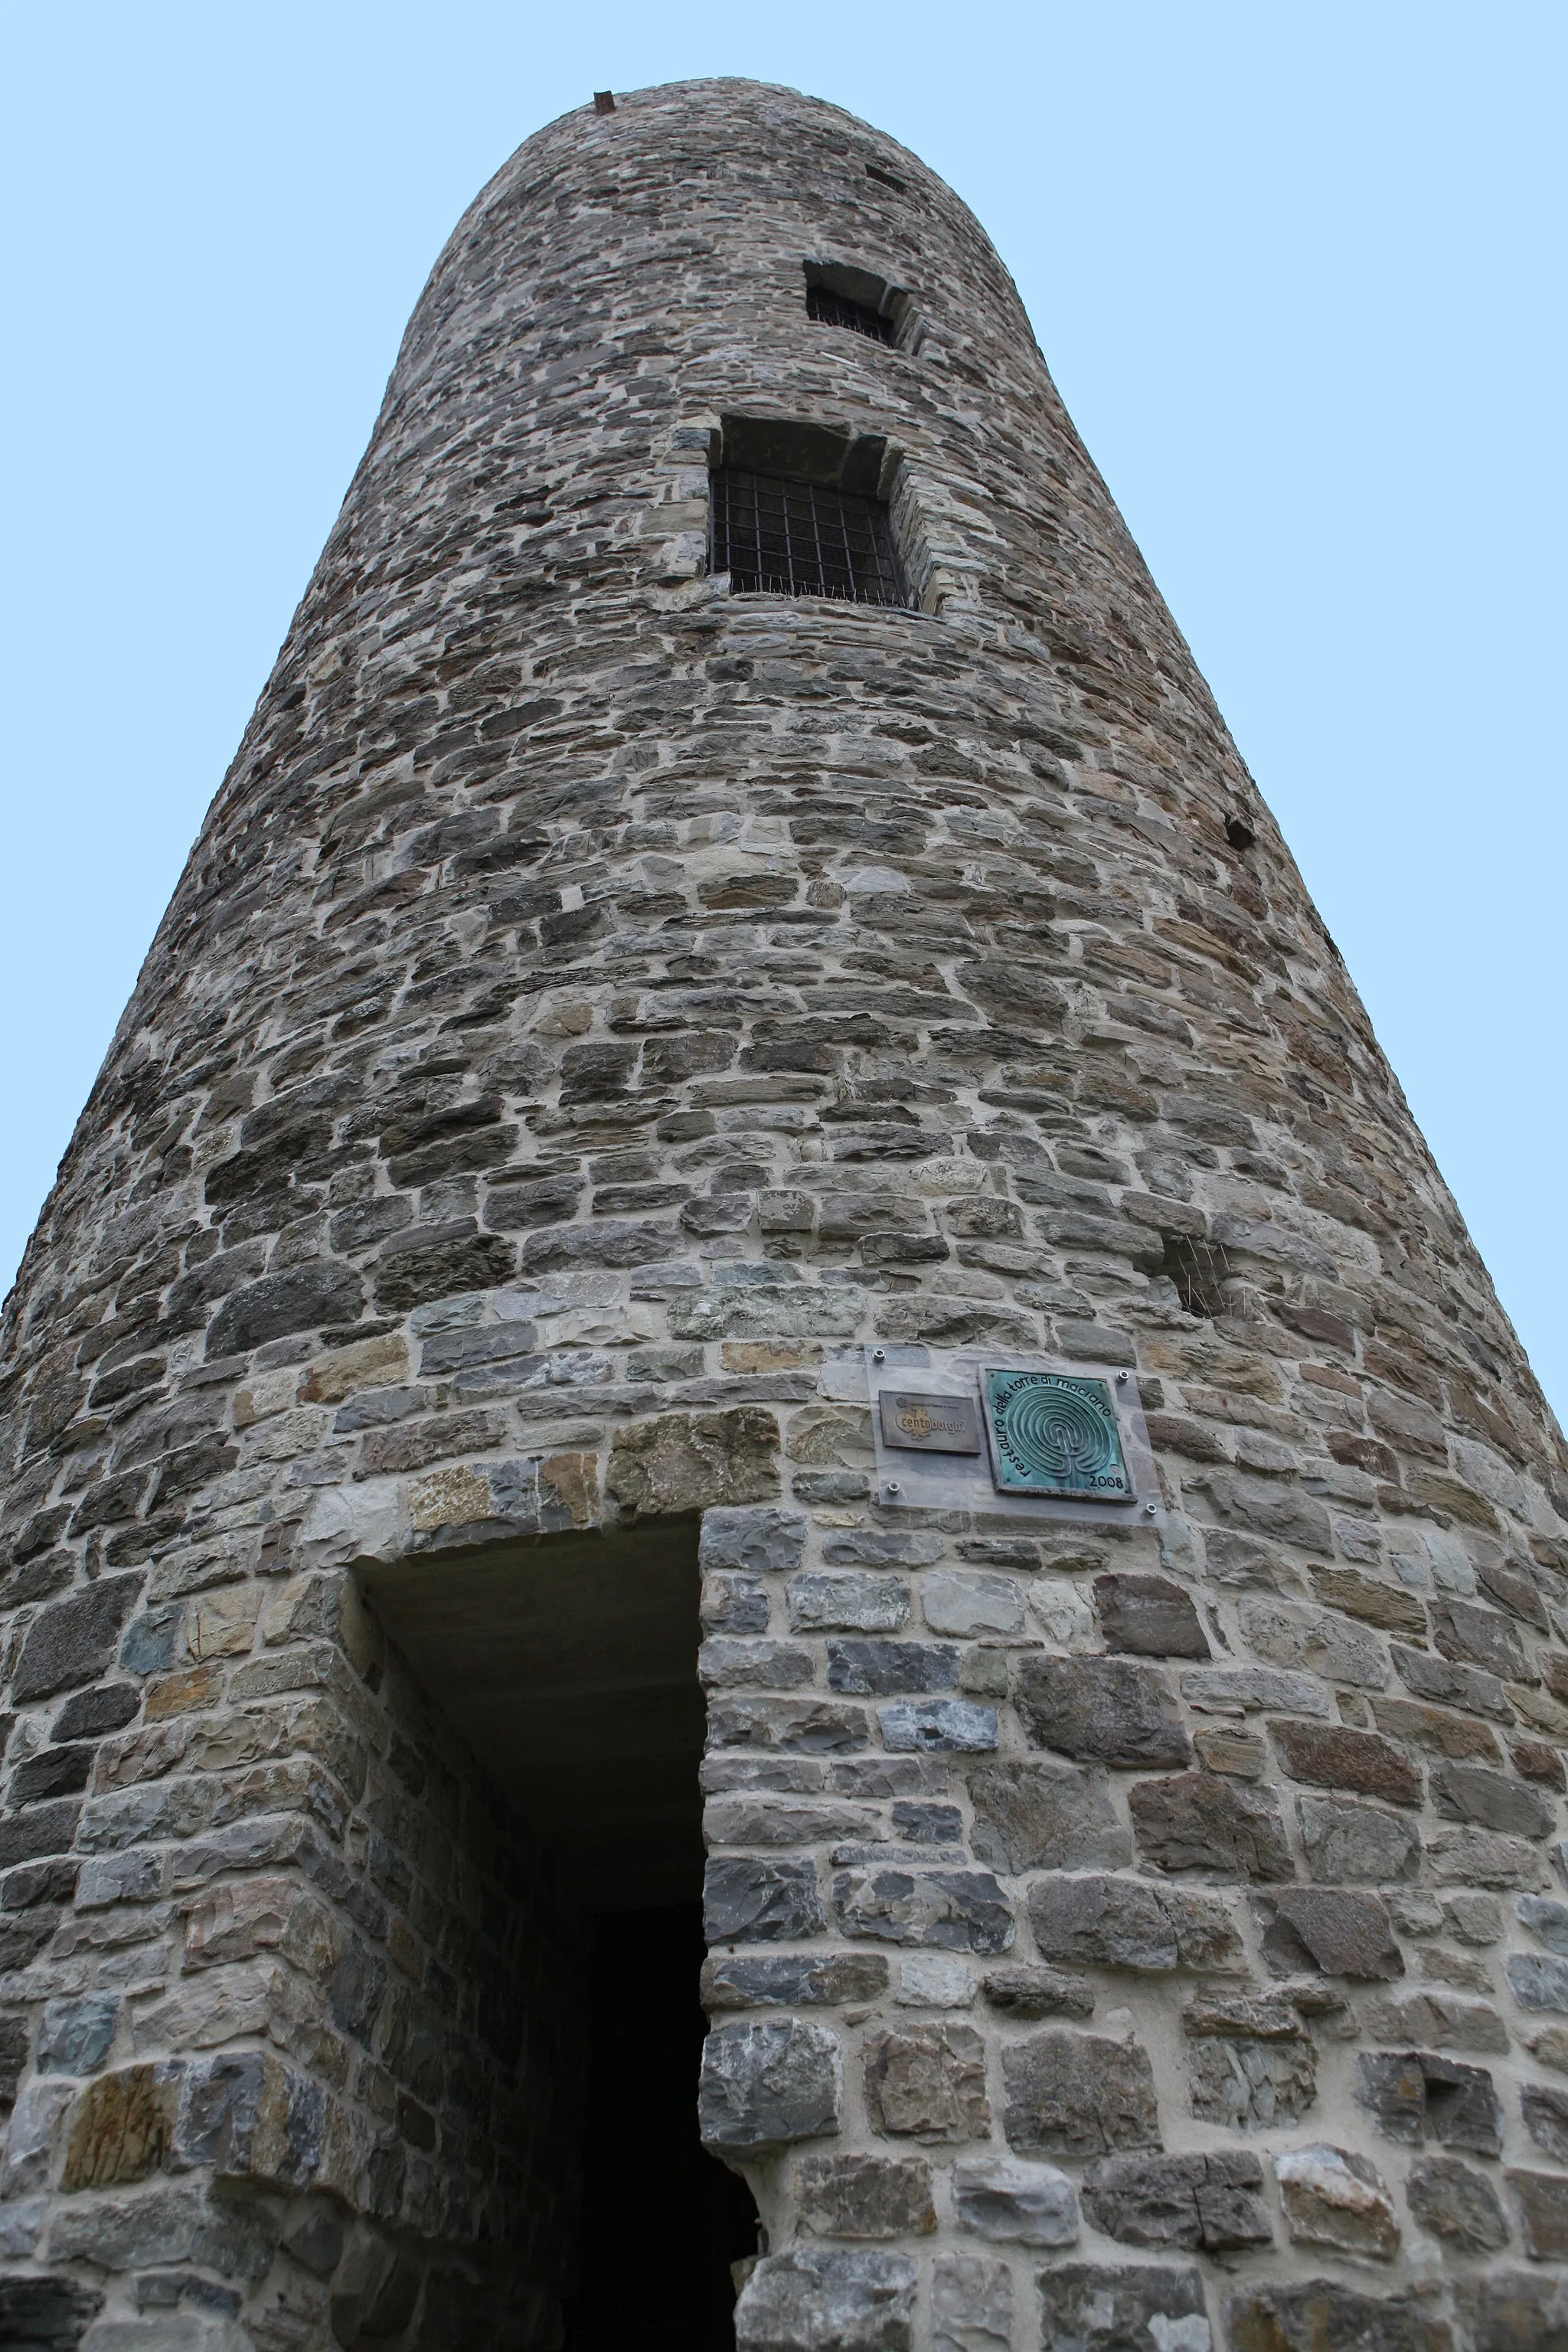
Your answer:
(710, 467), (909, 607)
(806, 283), (895, 344)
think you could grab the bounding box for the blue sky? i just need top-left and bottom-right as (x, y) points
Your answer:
(3, 2), (1563, 1416)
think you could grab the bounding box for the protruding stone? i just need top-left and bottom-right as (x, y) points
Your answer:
(1093, 1573), (1210, 1658)
(968, 1759), (1132, 1874)
(932, 2252), (1011, 2352)
(1227, 2280), (1455, 2352)
(949, 2156), (1079, 2246)
(1272, 1721), (1421, 1807)
(1504, 2167), (1568, 2259)
(1355, 2051), (1502, 2154)
(701, 1506), (808, 1574)
(1275, 2144), (1399, 2259)
(698, 2019), (841, 2150)
(1297, 1795), (1421, 1884)
(1037, 2263), (1209, 2352)
(704, 1857), (825, 1944)
(1406, 2155), (1510, 2252)
(1014, 1657), (1191, 1767)
(862, 2024), (988, 2144)
(1128, 1770), (1293, 1880)
(878, 1700), (998, 1754)
(736, 2249), (915, 2352)
(1001, 2030), (1161, 2158)
(1256, 1887), (1405, 1979)
(795, 2154), (936, 2239)
(1083, 2149), (1272, 2252)
(607, 1407), (780, 1517)
(789, 1573), (910, 1634)
(1027, 1874), (1241, 1971)
(980, 1965), (1094, 2021)
(1183, 1991), (1318, 2130)
(833, 1869), (1013, 1955)
(1521, 2081), (1568, 2162)
(703, 1954), (889, 2010)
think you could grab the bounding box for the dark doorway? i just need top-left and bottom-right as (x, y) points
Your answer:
(561, 1904), (759, 2352)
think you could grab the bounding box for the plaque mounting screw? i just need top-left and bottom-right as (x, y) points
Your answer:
(1116, 1371), (1129, 1385)
(872, 1348), (887, 1363)
(1143, 1501), (1158, 1517)
(885, 1480), (902, 1497)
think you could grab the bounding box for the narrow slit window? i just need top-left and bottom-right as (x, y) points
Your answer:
(710, 468), (910, 607)
(805, 283), (896, 344)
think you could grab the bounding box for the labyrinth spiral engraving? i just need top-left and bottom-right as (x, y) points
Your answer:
(982, 1370), (1134, 1498)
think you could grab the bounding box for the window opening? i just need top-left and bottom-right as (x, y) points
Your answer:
(806, 283), (896, 344)
(710, 468), (910, 607)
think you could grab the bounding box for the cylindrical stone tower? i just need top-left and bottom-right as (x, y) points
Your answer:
(2, 76), (1566, 2352)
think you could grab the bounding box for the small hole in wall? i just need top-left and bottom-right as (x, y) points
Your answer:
(1161, 1233), (1230, 1318)
(864, 162), (906, 191)
(1225, 815), (1256, 851)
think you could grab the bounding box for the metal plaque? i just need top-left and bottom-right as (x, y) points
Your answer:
(982, 1367), (1135, 1502)
(878, 1389), (982, 1455)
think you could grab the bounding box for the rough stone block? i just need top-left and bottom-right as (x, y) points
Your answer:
(1431, 1760), (1554, 1841)
(1182, 1664), (1331, 1719)
(701, 1507), (808, 1574)
(795, 2153), (936, 2239)
(968, 1759), (1132, 1874)
(789, 1573), (910, 1633)
(863, 2021), (988, 2142)
(1522, 2080), (1568, 2162)
(1508, 1952), (1568, 2011)
(1362, 1991), (1508, 2054)
(60, 2065), (176, 2191)
(12, 1576), (144, 1702)
(1355, 2051), (1502, 2154)
(1226, 2281), (1455, 2352)
(703, 1858), (825, 1944)
(1184, 1994), (1318, 2132)
(607, 1409), (780, 1517)
(833, 1868), (1013, 1955)
(1036, 2263), (1207, 2352)
(1001, 2030), (1161, 2158)
(1128, 1770), (1292, 1880)
(1517, 1894), (1568, 1952)
(1275, 2144), (1399, 2259)
(1427, 1826), (1545, 1889)
(1256, 1887), (1404, 1979)
(702, 1953), (889, 2010)
(1406, 2154), (1509, 2252)
(920, 1572), (1025, 1638)
(877, 1700), (998, 1753)
(0, 2279), (104, 2349)
(736, 2249), (914, 2352)
(37, 1994), (119, 2076)
(1093, 1573), (1210, 1658)
(1297, 1795), (1420, 1884)
(1272, 1721), (1421, 1807)
(828, 1641), (958, 1695)
(1027, 1874), (1241, 1971)
(1083, 2149), (1271, 2252)
(1505, 2167), (1568, 2259)
(932, 2252), (1011, 2352)
(949, 2156), (1078, 2246)
(980, 1966), (1094, 2020)
(698, 2019), (841, 2151)
(1014, 1656), (1190, 1767)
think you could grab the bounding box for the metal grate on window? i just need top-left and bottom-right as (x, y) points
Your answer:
(805, 284), (896, 345)
(710, 468), (910, 607)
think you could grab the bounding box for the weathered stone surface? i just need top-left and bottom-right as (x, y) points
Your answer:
(1518, 1893), (1568, 1952)
(1183, 1665), (1331, 1719)
(1355, 2052), (1502, 2153)
(1521, 2080), (1568, 2162)
(828, 1640), (958, 1695)
(979, 1965), (1095, 2020)
(1027, 1874), (1241, 1971)
(703, 1953), (890, 2011)
(949, 2156), (1078, 2246)
(789, 1573), (910, 1634)
(0, 2278), (104, 2348)
(704, 1857), (825, 1944)
(1361, 1991), (1508, 2053)
(1256, 1887), (1404, 1979)
(1406, 2154), (1510, 2252)
(1037, 2263), (1207, 2352)
(701, 1506), (808, 1574)
(863, 2023), (988, 2143)
(1455, 2272), (1568, 2352)
(920, 1572), (1025, 1639)
(1001, 2031), (1161, 2158)
(1430, 1759), (1555, 1840)
(1276, 2145), (1399, 2259)
(796, 2154), (936, 2239)
(1297, 1795), (1421, 1883)
(11, 1577), (143, 1702)
(968, 1759), (1131, 1874)
(1508, 1952), (1568, 2011)
(36, 1993), (119, 2076)
(833, 1869), (1013, 1955)
(932, 2252), (1011, 2352)
(878, 1700), (998, 1754)
(736, 2249), (915, 2352)
(60, 2064), (175, 2190)
(1014, 1656), (1191, 1767)
(1128, 1770), (1293, 1880)
(1187, 2018), (1318, 2132)
(1083, 2149), (1271, 2252)
(1227, 2281), (1455, 2352)
(1427, 1825), (1545, 1888)
(607, 1409), (780, 1517)
(698, 2019), (841, 2150)
(1505, 2167), (1568, 2259)
(1272, 1721), (1421, 1807)
(1093, 1573), (1210, 1658)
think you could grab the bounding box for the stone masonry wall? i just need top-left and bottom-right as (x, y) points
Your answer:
(2, 74), (1568, 2352)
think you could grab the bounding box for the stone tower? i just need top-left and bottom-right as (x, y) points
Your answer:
(1, 75), (1564, 2352)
